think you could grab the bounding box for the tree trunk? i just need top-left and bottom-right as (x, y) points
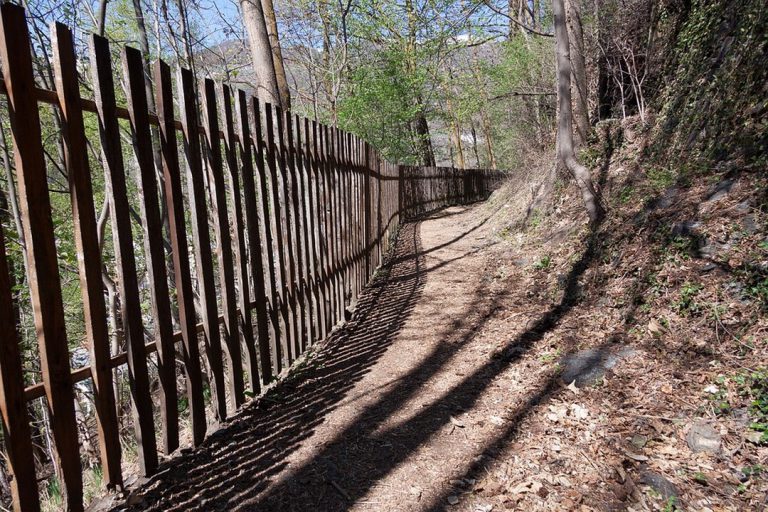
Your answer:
(240, 0), (281, 106)
(405, 0), (434, 166)
(553, 0), (601, 223)
(566, 0), (590, 145)
(413, 106), (435, 167)
(480, 108), (497, 169)
(261, 0), (291, 111)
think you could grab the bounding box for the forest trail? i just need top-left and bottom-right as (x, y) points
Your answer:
(115, 199), (579, 511)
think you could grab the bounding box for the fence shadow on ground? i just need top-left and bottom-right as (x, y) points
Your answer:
(113, 221), (428, 511)
(114, 200), (607, 511)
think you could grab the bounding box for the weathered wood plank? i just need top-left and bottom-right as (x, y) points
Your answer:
(237, 91), (272, 385)
(177, 67), (228, 421)
(221, 84), (258, 396)
(275, 108), (300, 361)
(153, 59), (206, 446)
(200, 78), (245, 409)
(123, 45), (179, 457)
(90, 34), (158, 479)
(201, 78), (244, 410)
(253, 99), (282, 374)
(364, 141), (372, 280)
(51, 22), (123, 490)
(0, 226), (39, 511)
(0, 6), (83, 508)
(310, 121), (329, 339)
(265, 103), (291, 370)
(285, 113), (308, 355)
(306, 118), (325, 342)
(295, 116), (315, 347)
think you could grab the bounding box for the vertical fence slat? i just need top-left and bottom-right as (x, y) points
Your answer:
(237, 91), (272, 385)
(222, 84), (258, 395)
(326, 125), (339, 325)
(296, 116), (315, 347)
(177, 67), (228, 421)
(307, 119), (324, 341)
(0, 6), (83, 509)
(285, 114), (308, 355)
(0, 225), (38, 511)
(153, 59), (207, 446)
(201, 78), (244, 410)
(310, 121), (328, 339)
(316, 124), (330, 335)
(122, 46), (178, 457)
(321, 125), (334, 327)
(265, 103), (291, 370)
(254, 99), (282, 374)
(275, 108), (300, 361)
(52, 22), (122, 489)
(90, 34), (157, 480)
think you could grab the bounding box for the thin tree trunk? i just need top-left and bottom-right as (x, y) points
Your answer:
(405, 0), (435, 166)
(261, 0), (291, 111)
(553, 0), (601, 223)
(240, 0), (281, 106)
(480, 107), (497, 169)
(566, 0), (590, 145)
(470, 122), (481, 167)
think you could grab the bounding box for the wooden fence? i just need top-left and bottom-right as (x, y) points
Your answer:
(0, 5), (504, 511)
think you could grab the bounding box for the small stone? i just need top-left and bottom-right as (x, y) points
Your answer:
(743, 214), (759, 235)
(631, 434), (648, 449)
(686, 421), (721, 453)
(639, 471), (679, 501)
(704, 179), (735, 203)
(447, 495), (459, 505)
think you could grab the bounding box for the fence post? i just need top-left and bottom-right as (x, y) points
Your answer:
(236, 90), (273, 387)
(52, 22), (123, 489)
(0, 5), (84, 508)
(252, 98), (283, 375)
(153, 59), (206, 445)
(90, 34), (158, 476)
(177, 67), (228, 421)
(0, 225), (39, 511)
(122, 45), (179, 457)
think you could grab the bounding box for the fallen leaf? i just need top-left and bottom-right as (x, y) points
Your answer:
(648, 318), (666, 337)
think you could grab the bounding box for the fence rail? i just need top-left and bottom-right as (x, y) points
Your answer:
(0, 5), (504, 511)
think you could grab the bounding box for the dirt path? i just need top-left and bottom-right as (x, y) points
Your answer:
(114, 202), (559, 511)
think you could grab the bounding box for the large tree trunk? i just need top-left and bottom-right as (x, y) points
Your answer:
(261, 0), (291, 111)
(566, 0), (590, 145)
(240, 0), (281, 106)
(553, 0), (601, 223)
(413, 106), (436, 167)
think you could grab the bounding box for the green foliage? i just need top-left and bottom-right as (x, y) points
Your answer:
(533, 255), (552, 270)
(338, 48), (425, 164)
(674, 281), (704, 316)
(646, 166), (677, 191)
(735, 369), (768, 444)
(655, 0), (768, 167)
(735, 263), (768, 310)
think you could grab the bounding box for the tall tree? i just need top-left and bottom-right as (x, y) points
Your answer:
(261, 0), (291, 111)
(566, 0), (590, 145)
(553, 0), (601, 222)
(240, 0), (282, 106)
